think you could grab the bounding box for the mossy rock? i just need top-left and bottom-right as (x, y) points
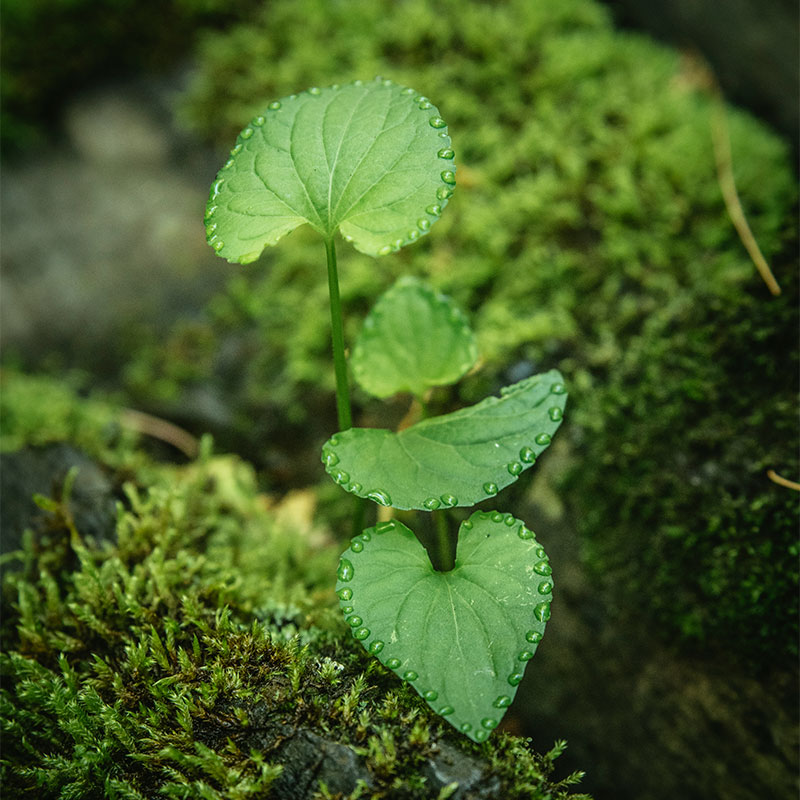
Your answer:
(0, 372), (589, 799)
(567, 273), (799, 666)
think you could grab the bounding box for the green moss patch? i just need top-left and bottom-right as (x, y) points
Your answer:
(569, 275), (799, 665)
(0, 373), (589, 798)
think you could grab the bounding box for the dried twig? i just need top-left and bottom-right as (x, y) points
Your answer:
(709, 89), (782, 296)
(766, 470), (800, 492)
(120, 408), (199, 459)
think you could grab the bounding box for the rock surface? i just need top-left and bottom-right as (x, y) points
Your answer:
(0, 77), (227, 376)
(0, 443), (117, 559)
(601, 0), (798, 150)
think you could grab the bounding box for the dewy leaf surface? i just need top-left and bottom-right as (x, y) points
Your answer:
(335, 512), (554, 742)
(351, 276), (478, 398)
(322, 370), (567, 510)
(205, 78), (456, 263)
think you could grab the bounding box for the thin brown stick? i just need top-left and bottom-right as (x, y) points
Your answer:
(710, 95), (781, 296)
(766, 470), (800, 492)
(120, 408), (199, 458)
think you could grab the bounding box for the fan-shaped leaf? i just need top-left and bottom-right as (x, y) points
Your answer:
(351, 276), (478, 398)
(205, 78), (456, 263)
(322, 370), (567, 510)
(335, 511), (554, 742)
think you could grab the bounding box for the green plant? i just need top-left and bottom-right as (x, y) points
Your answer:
(206, 77), (567, 742)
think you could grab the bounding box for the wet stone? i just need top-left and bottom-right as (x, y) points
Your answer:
(0, 444), (117, 565)
(421, 740), (501, 798)
(258, 725), (370, 800)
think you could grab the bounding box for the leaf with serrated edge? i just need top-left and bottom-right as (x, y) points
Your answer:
(336, 512), (553, 742)
(322, 370), (567, 510)
(351, 276), (478, 398)
(205, 78), (456, 263)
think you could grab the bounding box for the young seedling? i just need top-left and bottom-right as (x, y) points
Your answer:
(206, 78), (567, 742)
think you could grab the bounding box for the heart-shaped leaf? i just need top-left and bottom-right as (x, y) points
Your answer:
(335, 512), (553, 742)
(205, 77), (456, 263)
(351, 276), (478, 399)
(322, 370), (567, 510)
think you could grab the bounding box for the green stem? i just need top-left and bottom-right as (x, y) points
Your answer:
(325, 237), (352, 432)
(432, 510), (456, 572)
(324, 237), (366, 534)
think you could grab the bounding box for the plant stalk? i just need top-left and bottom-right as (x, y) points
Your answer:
(324, 237), (352, 431)
(324, 237), (367, 535)
(432, 511), (456, 572)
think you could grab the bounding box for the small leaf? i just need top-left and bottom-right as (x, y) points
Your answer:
(336, 512), (554, 742)
(205, 78), (456, 263)
(351, 276), (478, 398)
(322, 370), (567, 510)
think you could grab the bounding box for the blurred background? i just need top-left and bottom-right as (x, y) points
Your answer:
(1, 1), (797, 798)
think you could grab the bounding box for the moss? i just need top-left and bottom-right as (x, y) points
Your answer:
(0, 372), (133, 465)
(0, 372), (589, 798)
(567, 274), (799, 666)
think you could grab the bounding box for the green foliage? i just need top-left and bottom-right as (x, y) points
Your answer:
(351, 276), (477, 399)
(321, 370), (567, 510)
(206, 78), (455, 262)
(1, 374), (589, 799)
(0, 372), (137, 468)
(336, 512), (553, 742)
(570, 276), (800, 665)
